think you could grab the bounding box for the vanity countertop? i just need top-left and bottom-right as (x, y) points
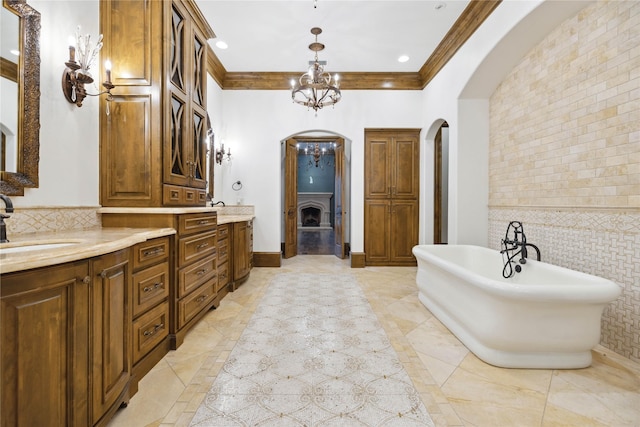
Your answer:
(0, 227), (176, 274)
(0, 212), (255, 274)
(217, 214), (255, 224)
(97, 207), (255, 224)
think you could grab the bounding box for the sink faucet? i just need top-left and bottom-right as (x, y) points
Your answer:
(0, 194), (14, 243)
(210, 200), (225, 207)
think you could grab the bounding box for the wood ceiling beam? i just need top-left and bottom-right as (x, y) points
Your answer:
(207, 0), (501, 91)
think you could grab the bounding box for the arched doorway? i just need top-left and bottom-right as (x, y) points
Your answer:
(282, 132), (350, 259)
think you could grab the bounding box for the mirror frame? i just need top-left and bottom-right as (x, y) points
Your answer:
(0, 0), (40, 196)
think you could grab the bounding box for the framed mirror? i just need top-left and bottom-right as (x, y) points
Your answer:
(0, 0), (40, 196)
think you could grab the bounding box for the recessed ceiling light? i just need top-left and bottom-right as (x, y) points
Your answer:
(215, 40), (228, 49)
(398, 55), (410, 63)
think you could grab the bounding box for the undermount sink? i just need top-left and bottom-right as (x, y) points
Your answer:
(0, 242), (80, 254)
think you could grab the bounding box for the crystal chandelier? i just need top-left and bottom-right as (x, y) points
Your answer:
(298, 142), (335, 171)
(291, 27), (341, 112)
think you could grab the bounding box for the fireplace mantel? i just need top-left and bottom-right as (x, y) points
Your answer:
(298, 192), (333, 229)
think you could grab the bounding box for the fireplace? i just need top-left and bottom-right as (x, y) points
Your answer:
(301, 207), (321, 227)
(298, 192), (332, 229)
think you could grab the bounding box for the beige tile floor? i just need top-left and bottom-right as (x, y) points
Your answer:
(108, 255), (640, 427)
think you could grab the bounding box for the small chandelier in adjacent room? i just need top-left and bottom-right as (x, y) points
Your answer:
(291, 27), (341, 113)
(298, 142), (335, 171)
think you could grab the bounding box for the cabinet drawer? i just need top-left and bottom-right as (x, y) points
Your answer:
(178, 213), (217, 235)
(217, 237), (229, 265)
(132, 302), (169, 364)
(217, 261), (229, 293)
(178, 230), (217, 265)
(132, 263), (169, 317)
(178, 254), (217, 298)
(177, 282), (216, 328)
(133, 237), (170, 270)
(217, 223), (230, 240)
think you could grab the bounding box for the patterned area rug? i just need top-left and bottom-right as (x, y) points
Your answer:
(190, 273), (435, 426)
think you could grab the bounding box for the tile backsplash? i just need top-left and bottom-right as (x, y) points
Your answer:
(5, 207), (102, 235)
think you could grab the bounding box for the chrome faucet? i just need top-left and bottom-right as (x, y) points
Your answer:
(500, 221), (540, 278)
(0, 194), (14, 243)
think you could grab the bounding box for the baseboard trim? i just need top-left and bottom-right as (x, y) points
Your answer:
(253, 252), (281, 267)
(350, 252), (365, 268)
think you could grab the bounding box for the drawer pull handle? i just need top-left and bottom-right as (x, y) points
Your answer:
(196, 242), (209, 250)
(143, 282), (164, 293)
(196, 295), (208, 303)
(143, 323), (165, 337)
(196, 268), (208, 276)
(197, 220), (210, 225)
(143, 248), (164, 257)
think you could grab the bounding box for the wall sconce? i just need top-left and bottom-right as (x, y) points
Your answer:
(62, 27), (115, 109)
(215, 143), (232, 165)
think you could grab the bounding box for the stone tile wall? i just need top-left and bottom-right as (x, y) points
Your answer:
(489, 0), (639, 362)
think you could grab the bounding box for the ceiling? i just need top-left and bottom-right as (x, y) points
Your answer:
(194, 0), (471, 74)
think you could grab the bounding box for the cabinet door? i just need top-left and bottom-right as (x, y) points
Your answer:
(390, 200), (419, 263)
(364, 199), (391, 263)
(233, 221), (250, 281)
(164, 1), (207, 190)
(392, 133), (420, 199)
(364, 133), (391, 198)
(1, 262), (90, 427)
(100, 0), (163, 207)
(91, 250), (131, 424)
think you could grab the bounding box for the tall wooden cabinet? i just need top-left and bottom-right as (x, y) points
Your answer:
(100, 0), (214, 207)
(364, 129), (420, 266)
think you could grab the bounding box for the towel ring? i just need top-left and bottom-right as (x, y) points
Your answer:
(232, 180), (242, 191)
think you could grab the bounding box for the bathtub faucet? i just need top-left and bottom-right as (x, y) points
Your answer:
(500, 221), (541, 278)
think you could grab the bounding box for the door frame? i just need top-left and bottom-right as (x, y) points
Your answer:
(283, 135), (347, 259)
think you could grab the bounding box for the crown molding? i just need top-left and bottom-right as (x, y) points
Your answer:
(206, 0), (501, 91)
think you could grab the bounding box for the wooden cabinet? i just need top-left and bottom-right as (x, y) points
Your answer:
(130, 237), (171, 395)
(1, 249), (132, 427)
(99, 0), (214, 207)
(101, 212), (219, 349)
(232, 220), (253, 288)
(364, 129), (420, 266)
(90, 249), (131, 426)
(1, 262), (90, 427)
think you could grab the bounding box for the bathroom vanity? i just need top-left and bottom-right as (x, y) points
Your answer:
(0, 209), (254, 427)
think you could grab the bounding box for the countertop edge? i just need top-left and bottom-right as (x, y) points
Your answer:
(0, 228), (176, 275)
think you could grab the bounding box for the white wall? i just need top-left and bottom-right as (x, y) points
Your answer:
(214, 90), (423, 253)
(14, 0), (100, 208)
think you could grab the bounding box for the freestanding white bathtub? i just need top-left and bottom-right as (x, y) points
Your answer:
(412, 245), (622, 369)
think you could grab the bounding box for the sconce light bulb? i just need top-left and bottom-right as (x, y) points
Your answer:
(68, 35), (76, 62)
(104, 60), (112, 85)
